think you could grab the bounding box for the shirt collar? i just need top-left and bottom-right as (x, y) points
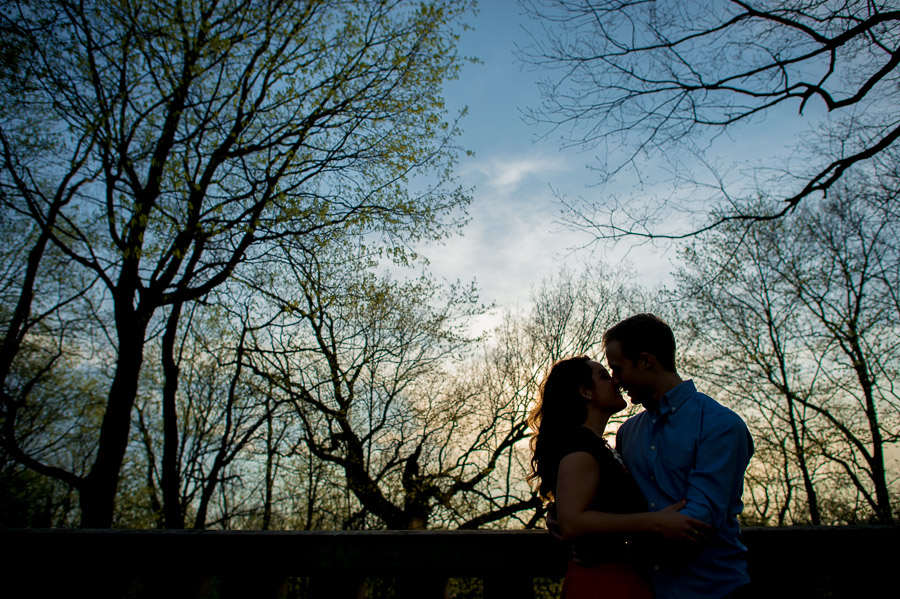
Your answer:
(658, 379), (696, 417)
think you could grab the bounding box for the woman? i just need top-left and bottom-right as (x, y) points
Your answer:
(528, 356), (710, 598)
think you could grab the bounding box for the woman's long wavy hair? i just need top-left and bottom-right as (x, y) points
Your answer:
(527, 356), (594, 502)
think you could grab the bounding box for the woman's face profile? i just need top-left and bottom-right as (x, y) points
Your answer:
(583, 360), (627, 414)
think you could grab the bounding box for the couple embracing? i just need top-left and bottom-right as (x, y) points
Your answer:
(529, 314), (754, 599)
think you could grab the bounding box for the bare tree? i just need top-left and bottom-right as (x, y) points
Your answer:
(675, 217), (827, 524)
(520, 0), (900, 239)
(676, 178), (900, 523)
(237, 240), (528, 530)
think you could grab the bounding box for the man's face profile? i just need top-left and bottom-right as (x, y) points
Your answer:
(604, 339), (647, 405)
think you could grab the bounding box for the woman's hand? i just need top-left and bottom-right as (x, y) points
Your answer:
(652, 500), (713, 543)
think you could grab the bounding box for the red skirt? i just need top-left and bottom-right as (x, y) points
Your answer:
(560, 560), (653, 599)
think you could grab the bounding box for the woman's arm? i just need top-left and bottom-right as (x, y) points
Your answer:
(556, 452), (711, 542)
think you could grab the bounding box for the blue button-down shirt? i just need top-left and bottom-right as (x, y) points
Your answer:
(616, 380), (754, 599)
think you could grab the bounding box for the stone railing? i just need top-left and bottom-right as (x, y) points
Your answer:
(3, 525), (897, 598)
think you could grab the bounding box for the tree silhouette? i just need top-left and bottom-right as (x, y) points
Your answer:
(521, 0), (900, 239)
(0, 0), (473, 527)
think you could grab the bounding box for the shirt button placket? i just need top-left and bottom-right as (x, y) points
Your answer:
(649, 421), (661, 506)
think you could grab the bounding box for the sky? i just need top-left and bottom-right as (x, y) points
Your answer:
(422, 0), (623, 323)
(426, 0), (900, 474)
(414, 0), (818, 333)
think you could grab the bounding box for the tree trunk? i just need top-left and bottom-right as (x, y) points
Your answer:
(850, 340), (893, 522)
(79, 305), (150, 527)
(161, 302), (186, 529)
(262, 400), (274, 530)
(786, 396), (820, 524)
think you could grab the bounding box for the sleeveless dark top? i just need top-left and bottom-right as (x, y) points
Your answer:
(557, 426), (649, 565)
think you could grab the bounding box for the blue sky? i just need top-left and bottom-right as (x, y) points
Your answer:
(418, 0), (817, 329)
(421, 0), (640, 321)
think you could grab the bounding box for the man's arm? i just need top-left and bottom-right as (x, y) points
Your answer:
(556, 452), (711, 540)
(678, 411), (754, 528)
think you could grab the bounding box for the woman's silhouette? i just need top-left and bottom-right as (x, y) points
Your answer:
(528, 356), (709, 598)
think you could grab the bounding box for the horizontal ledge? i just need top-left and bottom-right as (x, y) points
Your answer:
(2, 528), (567, 576)
(2, 525), (897, 577)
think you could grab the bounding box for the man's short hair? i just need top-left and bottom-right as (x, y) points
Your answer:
(603, 313), (677, 372)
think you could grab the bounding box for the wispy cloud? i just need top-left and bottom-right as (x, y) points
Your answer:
(418, 153), (577, 320)
(464, 155), (569, 196)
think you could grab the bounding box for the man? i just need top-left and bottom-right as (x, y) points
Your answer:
(605, 313), (753, 599)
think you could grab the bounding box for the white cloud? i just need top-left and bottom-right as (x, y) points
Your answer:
(464, 155), (569, 197)
(419, 153), (578, 320)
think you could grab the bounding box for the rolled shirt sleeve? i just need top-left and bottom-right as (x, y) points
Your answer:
(680, 410), (753, 529)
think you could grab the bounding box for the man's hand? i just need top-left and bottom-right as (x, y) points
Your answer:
(545, 502), (564, 541)
(654, 500), (714, 544)
(545, 501), (591, 565)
